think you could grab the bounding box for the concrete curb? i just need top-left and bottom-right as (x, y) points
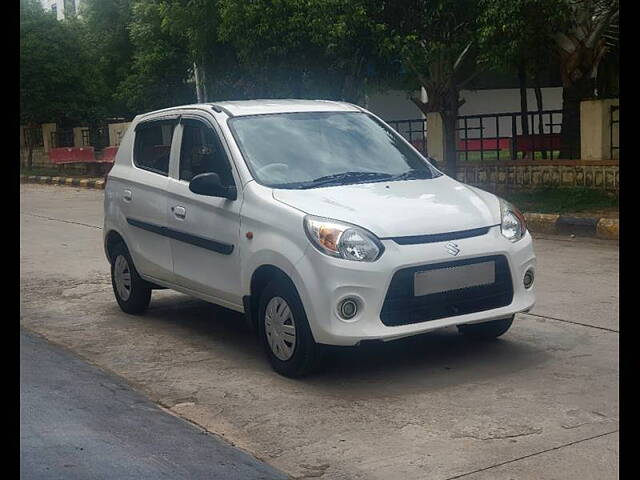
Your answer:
(524, 213), (618, 241)
(21, 174), (105, 190)
(20, 175), (618, 240)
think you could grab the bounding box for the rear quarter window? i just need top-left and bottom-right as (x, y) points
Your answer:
(133, 121), (176, 176)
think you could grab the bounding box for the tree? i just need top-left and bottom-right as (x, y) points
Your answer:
(81, 0), (136, 118)
(115, 0), (196, 112)
(382, 0), (480, 175)
(20, 0), (104, 167)
(478, 0), (572, 157)
(554, 0), (619, 158)
(218, 0), (390, 102)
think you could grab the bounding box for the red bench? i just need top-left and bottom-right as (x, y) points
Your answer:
(48, 147), (115, 175)
(49, 147), (98, 164)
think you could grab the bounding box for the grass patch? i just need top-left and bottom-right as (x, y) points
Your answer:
(503, 187), (618, 216)
(457, 150), (562, 162)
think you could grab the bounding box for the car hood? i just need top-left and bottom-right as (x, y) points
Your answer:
(272, 176), (501, 238)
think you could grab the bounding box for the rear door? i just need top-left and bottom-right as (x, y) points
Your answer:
(119, 117), (178, 282)
(166, 115), (243, 310)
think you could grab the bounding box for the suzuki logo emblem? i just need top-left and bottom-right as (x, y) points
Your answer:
(446, 242), (460, 256)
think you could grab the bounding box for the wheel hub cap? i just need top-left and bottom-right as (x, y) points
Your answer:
(264, 296), (296, 361)
(114, 255), (132, 301)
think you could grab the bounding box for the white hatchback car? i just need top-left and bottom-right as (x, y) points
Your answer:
(104, 99), (536, 377)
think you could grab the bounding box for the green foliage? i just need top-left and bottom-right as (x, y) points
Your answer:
(218, 0), (391, 101)
(114, 0), (195, 112)
(477, 0), (572, 78)
(20, 0), (619, 129)
(505, 187), (618, 214)
(20, 0), (105, 125)
(381, 0), (480, 94)
(81, 0), (136, 117)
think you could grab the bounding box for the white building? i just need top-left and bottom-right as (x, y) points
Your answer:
(40, 0), (83, 21)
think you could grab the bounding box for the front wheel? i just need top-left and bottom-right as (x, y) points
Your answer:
(258, 277), (324, 378)
(457, 316), (514, 339)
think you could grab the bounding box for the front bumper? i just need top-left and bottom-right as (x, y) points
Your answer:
(293, 226), (536, 346)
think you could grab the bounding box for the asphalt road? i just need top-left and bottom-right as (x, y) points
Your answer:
(20, 329), (289, 479)
(20, 184), (619, 479)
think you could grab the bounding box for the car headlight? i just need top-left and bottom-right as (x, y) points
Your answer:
(499, 198), (527, 242)
(303, 215), (384, 261)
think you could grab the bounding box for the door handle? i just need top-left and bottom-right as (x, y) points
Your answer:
(123, 190), (132, 202)
(172, 206), (186, 219)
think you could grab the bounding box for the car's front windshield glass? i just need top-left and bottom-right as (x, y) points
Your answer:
(228, 111), (441, 189)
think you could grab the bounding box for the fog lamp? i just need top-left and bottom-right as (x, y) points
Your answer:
(338, 298), (358, 320)
(523, 269), (535, 289)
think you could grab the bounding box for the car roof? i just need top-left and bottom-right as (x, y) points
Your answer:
(138, 99), (361, 120)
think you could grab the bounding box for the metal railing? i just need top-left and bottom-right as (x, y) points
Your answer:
(610, 105), (619, 159)
(50, 129), (75, 148)
(81, 126), (110, 151)
(22, 127), (44, 148)
(456, 110), (570, 162)
(386, 118), (428, 157)
(386, 110), (578, 162)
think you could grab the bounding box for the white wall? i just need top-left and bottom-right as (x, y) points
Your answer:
(365, 90), (423, 121)
(458, 87), (563, 116)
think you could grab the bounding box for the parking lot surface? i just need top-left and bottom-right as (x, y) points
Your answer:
(20, 184), (619, 479)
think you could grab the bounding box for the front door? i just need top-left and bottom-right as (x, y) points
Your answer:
(166, 116), (243, 310)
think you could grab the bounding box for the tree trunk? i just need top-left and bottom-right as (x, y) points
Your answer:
(534, 78), (547, 159)
(27, 145), (33, 170)
(442, 111), (458, 177)
(518, 64), (529, 138)
(560, 75), (593, 159)
(25, 122), (37, 170)
(194, 62), (207, 103)
(410, 86), (461, 177)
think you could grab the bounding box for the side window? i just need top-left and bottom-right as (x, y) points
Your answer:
(133, 121), (175, 176)
(179, 120), (234, 186)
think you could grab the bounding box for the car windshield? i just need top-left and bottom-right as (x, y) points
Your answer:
(228, 111), (441, 189)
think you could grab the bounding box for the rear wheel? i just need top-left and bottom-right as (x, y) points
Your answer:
(258, 277), (324, 378)
(110, 243), (151, 314)
(457, 316), (514, 339)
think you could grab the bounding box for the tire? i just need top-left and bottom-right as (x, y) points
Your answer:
(110, 243), (152, 315)
(457, 315), (514, 339)
(258, 276), (324, 378)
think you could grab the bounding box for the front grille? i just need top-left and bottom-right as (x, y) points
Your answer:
(389, 225), (493, 245)
(380, 255), (513, 327)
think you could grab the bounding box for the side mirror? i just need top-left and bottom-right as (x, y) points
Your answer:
(189, 172), (237, 200)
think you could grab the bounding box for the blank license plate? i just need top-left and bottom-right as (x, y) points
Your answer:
(414, 261), (496, 296)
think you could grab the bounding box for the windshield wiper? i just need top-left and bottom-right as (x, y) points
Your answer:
(304, 171), (394, 188)
(390, 169), (434, 181)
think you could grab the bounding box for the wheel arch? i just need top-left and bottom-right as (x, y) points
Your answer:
(104, 229), (127, 264)
(245, 264), (294, 332)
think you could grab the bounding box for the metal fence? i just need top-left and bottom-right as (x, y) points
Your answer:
(456, 110), (570, 162)
(386, 118), (428, 157)
(81, 126), (110, 151)
(50, 129), (75, 148)
(22, 127), (44, 148)
(610, 105), (619, 159)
